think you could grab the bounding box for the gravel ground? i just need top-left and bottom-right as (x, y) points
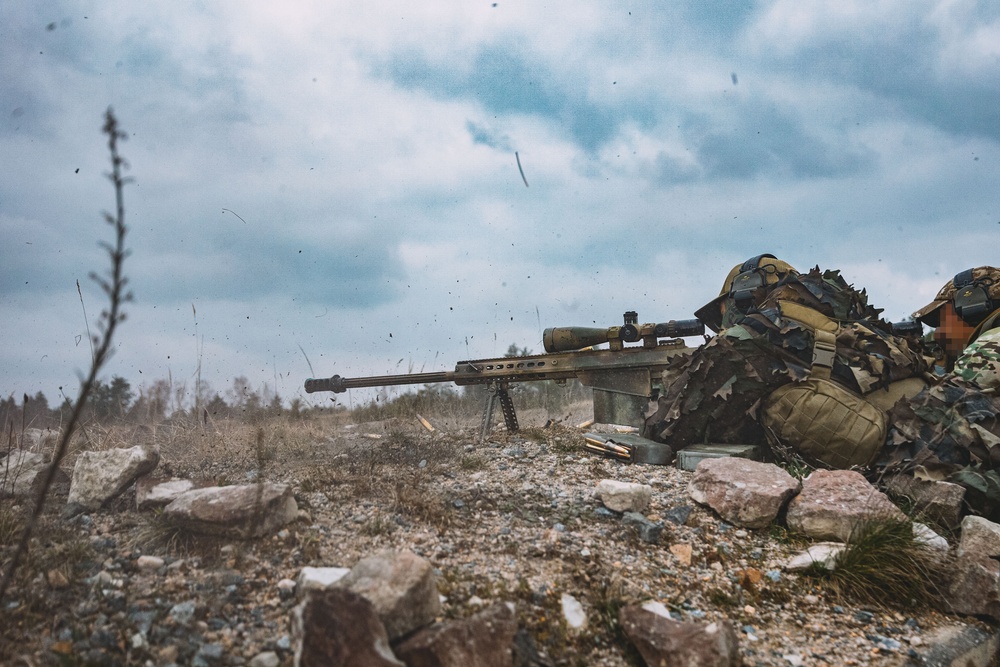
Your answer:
(0, 404), (994, 666)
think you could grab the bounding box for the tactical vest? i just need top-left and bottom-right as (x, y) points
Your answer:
(760, 301), (927, 470)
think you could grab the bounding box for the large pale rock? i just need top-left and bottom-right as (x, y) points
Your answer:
(1, 449), (68, 499)
(619, 605), (741, 667)
(68, 444), (159, 510)
(394, 602), (517, 667)
(20, 427), (60, 451)
(291, 587), (404, 667)
(596, 479), (652, 513)
(943, 551), (1000, 621)
(786, 469), (905, 542)
(337, 550), (441, 641)
(959, 515), (1000, 558)
(136, 476), (196, 510)
(884, 475), (965, 529)
(162, 483), (298, 538)
(298, 566), (351, 594)
(688, 458), (800, 529)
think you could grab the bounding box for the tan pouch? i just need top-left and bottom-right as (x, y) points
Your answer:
(762, 377), (886, 469)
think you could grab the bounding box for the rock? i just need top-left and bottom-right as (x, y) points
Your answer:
(291, 587), (404, 667)
(248, 652), (280, 667)
(884, 475), (965, 529)
(619, 604), (741, 667)
(277, 578), (297, 600)
(161, 483), (299, 538)
(622, 512), (664, 544)
(669, 543), (693, 567)
(512, 627), (551, 667)
(67, 444), (160, 511)
(337, 549), (441, 641)
(394, 602), (518, 667)
(560, 593), (587, 631)
(47, 568), (70, 589)
(959, 515), (1000, 557)
(136, 476), (196, 510)
(596, 479), (652, 513)
(169, 600), (199, 626)
(136, 555), (164, 571)
(298, 566), (351, 593)
(912, 522), (949, 552)
(0, 449), (68, 499)
(19, 427), (60, 450)
(663, 505), (693, 526)
(688, 458), (800, 529)
(786, 469), (905, 541)
(784, 543), (846, 572)
(943, 551), (1000, 621)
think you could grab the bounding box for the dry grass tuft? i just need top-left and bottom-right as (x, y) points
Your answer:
(814, 517), (949, 609)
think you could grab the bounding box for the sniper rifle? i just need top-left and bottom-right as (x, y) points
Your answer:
(304, 311), (705, 441)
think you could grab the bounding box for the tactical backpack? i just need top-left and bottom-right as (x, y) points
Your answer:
(760, 301), (926, 470)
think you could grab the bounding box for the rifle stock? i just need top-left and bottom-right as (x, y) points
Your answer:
(305, 313), (705, 437)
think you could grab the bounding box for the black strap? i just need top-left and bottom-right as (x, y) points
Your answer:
(741, 253), (777, 273)
(731, 254), (778, 311)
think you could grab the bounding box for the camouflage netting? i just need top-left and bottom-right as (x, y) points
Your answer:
(881, 377), (1000, 519)
(644, 267), (929, 451)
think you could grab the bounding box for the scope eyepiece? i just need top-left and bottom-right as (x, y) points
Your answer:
(655, 319), (705, 338)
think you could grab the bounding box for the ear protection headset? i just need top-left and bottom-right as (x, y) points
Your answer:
(952, 269), (995, 325)
(730, 253), (778, 312)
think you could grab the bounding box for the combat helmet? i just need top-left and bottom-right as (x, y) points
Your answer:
(694, 253), (798, 332)
(913, 266), (1000, 328)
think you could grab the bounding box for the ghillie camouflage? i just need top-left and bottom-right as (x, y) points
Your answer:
(644, 267), (928, 451)
(880, 377), (1000, 519)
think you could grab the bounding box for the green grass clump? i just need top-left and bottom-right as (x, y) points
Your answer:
(823, 518), (947, 608)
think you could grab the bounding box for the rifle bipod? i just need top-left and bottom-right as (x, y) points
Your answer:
(479, 381), (519, 443)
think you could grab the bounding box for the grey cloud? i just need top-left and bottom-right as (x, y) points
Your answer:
(762, 12), (1000, 142)
(466, 121), (512, 151)
(374, 45), (622, 152)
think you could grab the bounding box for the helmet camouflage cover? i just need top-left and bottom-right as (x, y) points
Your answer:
(913, 266), (1000, 328)
(694, 254), (799, 332)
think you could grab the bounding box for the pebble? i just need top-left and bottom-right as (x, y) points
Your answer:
(136, 555), (164, 571)
(249, 652), (280, 667)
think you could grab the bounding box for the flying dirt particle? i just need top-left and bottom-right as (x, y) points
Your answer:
(515, 151), (529, 187)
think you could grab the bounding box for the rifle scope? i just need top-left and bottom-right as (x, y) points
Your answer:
(889, 320), (923, 337)
(543, 316), (705, 354)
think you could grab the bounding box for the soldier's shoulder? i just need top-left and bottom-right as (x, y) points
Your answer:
(954, 326), (1000, 390)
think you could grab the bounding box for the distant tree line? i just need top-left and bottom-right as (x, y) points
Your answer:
(2, 344), (591, 432)
(0, 374), (312, 431)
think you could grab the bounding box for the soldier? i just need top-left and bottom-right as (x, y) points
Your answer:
(880, 268), (1000, 517)
(911, 267), (1000, 390)
(644, 254), (929, 469)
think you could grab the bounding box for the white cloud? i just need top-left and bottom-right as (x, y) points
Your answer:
(2, 0), (998, 405)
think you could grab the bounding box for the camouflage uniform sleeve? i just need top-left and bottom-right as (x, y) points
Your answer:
(954, 326), (1000, 391)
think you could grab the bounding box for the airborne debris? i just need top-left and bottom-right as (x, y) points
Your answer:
(515, 151), (529, 187)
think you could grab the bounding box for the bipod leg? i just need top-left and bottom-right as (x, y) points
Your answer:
(480, 385), (499, 444)
(497, 383), (519, 434)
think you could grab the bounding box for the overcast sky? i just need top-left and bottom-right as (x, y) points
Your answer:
(2, 1), (998, 409)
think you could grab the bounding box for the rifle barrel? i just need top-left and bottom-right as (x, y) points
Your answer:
(304, 371), (456, 394)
